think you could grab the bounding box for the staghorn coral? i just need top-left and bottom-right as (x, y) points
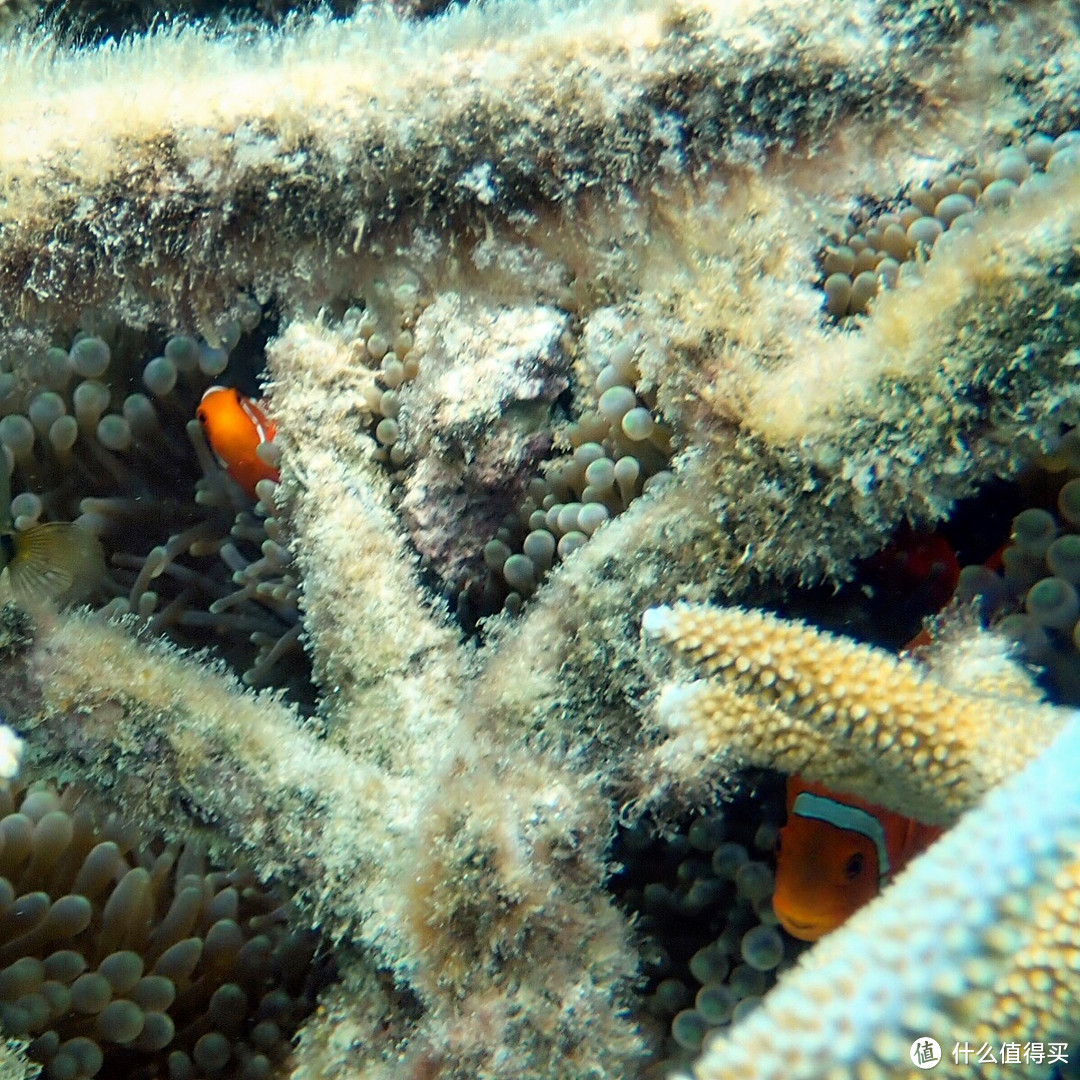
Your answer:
(2, 0), (1080, 1077)
(643, 607), (1080, 1074)
(0, 1040), (35, 1080)
(640, 601), (1064, 824)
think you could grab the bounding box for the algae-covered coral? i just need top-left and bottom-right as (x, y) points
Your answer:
(1, 0), (1080, 1075)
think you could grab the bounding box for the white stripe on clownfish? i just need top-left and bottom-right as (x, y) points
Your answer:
(791, 789), (892, 884)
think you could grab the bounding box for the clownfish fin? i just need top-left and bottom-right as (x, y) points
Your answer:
(900, 815), (945, 863)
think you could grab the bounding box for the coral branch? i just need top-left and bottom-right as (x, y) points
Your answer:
(691, 711), (1080, 1080)
(1, 0), (1080, 1075)
(0, 0), (1049, 332)
(643, 602), (1065, 822)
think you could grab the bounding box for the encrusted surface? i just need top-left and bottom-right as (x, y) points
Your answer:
(1, 0), (1080, 1076)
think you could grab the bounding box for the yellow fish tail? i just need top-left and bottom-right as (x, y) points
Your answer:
(6, 522), (105, 607)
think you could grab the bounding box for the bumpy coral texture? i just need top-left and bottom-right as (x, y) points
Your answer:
(1, 0), (1080, 1077)
(642, 602), (1063, 823)
(691, 712), (1080, 1080)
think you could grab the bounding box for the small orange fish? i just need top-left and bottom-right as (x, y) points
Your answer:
(196, 386), (279, 499)
(867, 526), (961, 611)
(772, 777), (943, 941)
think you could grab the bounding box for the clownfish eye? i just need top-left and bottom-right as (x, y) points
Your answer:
(844, 852), (865, 880)
(197, 408), (208, 424)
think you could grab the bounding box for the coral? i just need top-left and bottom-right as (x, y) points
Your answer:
(1, 0), (1080, 1076)
(0, 727), (23, 781)
(0, 1038), (36, 1080)
(396, 292), (572, 612)
(475, 308), (674, 617)
(641, 602), (1064, 824)
(690, 710), (1080, 1080)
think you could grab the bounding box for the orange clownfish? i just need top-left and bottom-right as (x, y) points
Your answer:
(196, 386), (280, 499)
(867, 527), (961, 612)
(772, 777), (943, 942)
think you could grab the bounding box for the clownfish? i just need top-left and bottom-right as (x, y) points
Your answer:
(196, 386), (280, 499)
(867, 527), (961, 613)
(772, 777), (943, 942)
(0, 470), (104, 609)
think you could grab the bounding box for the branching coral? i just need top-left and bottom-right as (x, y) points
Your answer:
(641, 602), (1064, 824)
(690, 711), (1080, 1080)
(2, 0), (1080, 1076)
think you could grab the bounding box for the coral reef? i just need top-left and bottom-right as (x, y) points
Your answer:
(1, 0), (1080, 1076)
(690, 710), (1080, 1080)
(641, 602), (1063, 824)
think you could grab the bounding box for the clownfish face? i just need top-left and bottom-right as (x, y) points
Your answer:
(771, 778), (944, 941)
(771, 815), (881, 941)
(196, 386), (279, 499)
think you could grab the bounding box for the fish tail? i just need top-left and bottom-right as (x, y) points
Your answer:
(7, 522), (105, 607)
